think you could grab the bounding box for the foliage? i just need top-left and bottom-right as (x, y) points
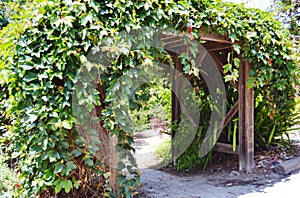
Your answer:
(0, 0), (118, 197)
(254, 95), (300, 149)
(161, 1), (299, 170)
(0, 0), (28, 29)
(269, 0), (299, 35)
(0, 0), (299, 197)
(129, 108), (149, 132)
(129, 83), (171, 132)
(154, 138), (171, 165)
(0, 151), (19, 197)
(0, 0), (9, 29)
(269, 0), (300, 66)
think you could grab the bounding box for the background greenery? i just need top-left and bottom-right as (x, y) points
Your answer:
(0, 151), (19, 197)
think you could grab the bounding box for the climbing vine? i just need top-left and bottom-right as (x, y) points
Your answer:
(0, 0), (299, 197)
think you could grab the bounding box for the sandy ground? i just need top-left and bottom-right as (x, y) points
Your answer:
(133, 129), (300, 198)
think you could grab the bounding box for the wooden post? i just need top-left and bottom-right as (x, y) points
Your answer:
(171, 55), (182, 165)
(238, 58), (254, 171)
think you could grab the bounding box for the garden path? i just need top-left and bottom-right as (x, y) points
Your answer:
(133, 129), (300, 198)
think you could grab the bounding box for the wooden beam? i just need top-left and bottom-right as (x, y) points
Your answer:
(213, 142), (239, 154)
(161, 34), (178, 40)
(238, 58), (254, 171)
(202, 42), (232, 52)
(164, 39), (185, 47)
(162, 32), (232, 45)
(244, 61), (255, 171)
(199, 32), (232, 44)
(221, 100), (238, 132)
(208, 45), (232, 52)
(166, 42), (186, 49)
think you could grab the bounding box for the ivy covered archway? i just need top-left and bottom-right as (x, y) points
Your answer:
(0, 0), (299, 197)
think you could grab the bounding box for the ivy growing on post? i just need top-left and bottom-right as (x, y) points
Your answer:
(0, 0), (299, 197)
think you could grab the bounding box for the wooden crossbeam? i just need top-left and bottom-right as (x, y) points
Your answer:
(213, 142), (239, 154)
(221, 101), (238, 132)
(211, 101), (239, 155)
(166, 42), (187, 49)
(162, 32), (232, 45)
(207, 45), (232, 51)
(164, 38), (185, 47)
(199, 32), (232, 44)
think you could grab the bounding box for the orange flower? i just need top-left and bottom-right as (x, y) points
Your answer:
(268, 59), (273, 65)
(15, 183), (21, 188)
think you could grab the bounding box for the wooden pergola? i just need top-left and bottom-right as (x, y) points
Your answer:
(161, 32), (254, 171)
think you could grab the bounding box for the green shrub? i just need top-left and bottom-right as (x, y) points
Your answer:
(147, 85), (172, 122)
(253, 94), (300, 150)
(129, 108), (149, 132)
(129, 84), (171, 132)
(154, 138), (171, 165)
(0, 152), (19, 197)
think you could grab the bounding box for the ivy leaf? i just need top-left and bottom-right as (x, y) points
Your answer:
(84, 158), (93, 167)
(62, 120), (72, 129)
(64, 180), (73, 193)
(223, 63), (232, 73)
(58, 86), (64, 93)
(61, 16), (75, 27)
(66, 161), (77, 171)
(246, 31), (257, 38)
(27, 114), (38, 123)
(81, 13), (93, 26)
(43, 138), (48, 150)
(73, 180), (81, 189)
(233, 58), (240, 68)
(54, 163), (64, 174)
(72, 148), (83, 157)
(55, 181), (62, 193)
(233, 44), (241, 54)
(20, 64), (33, 70)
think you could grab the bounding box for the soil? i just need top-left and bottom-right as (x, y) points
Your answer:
(133, 128), (300, 198)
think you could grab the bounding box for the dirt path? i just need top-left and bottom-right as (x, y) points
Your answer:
(133, 129), (168, 169)
(133, 129), (300, 198)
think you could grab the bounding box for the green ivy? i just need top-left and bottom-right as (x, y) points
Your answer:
(0, 0), (299, 197)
